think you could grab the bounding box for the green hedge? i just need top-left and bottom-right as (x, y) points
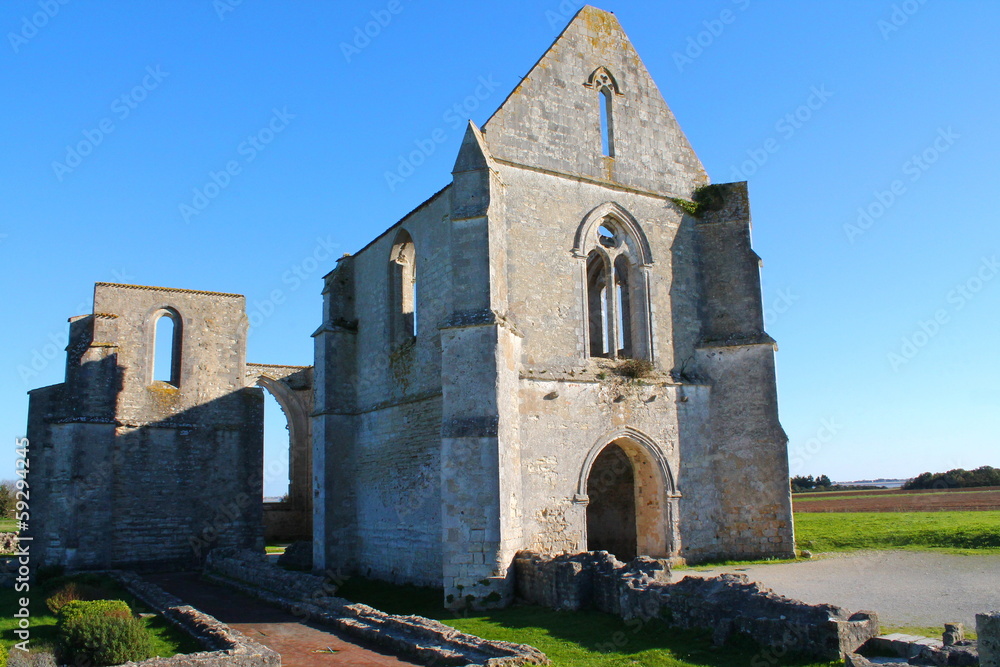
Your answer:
(57, 600), (152, 666)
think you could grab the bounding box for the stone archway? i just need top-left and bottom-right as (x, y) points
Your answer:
(245, 364), (313, 542)
(579, 429), (679, 560)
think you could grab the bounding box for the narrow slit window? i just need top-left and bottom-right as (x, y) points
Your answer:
(152, 311), (181, 386)
(615, 256), (632, 358)
(411, 270), (418, 337)
(587, 251), (610, 358)
(600, 88), (614, 157)
(389, 229), (417, 347)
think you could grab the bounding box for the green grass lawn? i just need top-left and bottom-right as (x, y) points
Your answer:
(0, 575), (202, 662)
(0, 519), (17, 533)
(334, 577), (839, 667)
(794, 511), (1000, 552)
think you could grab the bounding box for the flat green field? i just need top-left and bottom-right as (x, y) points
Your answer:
(0, 519), (17, 533)
(794, 511), (1000, 552)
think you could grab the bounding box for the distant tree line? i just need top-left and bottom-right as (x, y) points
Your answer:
(904, 466), (1000, 490)
(790, 475), (885, 494)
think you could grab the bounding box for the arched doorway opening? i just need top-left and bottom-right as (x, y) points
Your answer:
(246, 366), (314, 544)
(581, 432), (678, 561)
(262, 389), (291, 502)
(586, 442), (637, 560)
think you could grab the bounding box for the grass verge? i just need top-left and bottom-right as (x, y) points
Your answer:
(794, 511), (1000, 552)
(334, 577), (840, 667)
(0, 520), (17, 533)
(675, 556), (808, 571)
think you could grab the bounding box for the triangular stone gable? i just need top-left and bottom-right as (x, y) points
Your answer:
(482, 6), (706, 197)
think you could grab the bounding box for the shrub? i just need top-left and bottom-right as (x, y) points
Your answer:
(0, 480), (15, 519)
(57, 600), (153, 666)
(6, 649), (57, 667)
(45, 582), (112, 615)
(615, 358), (653, 380)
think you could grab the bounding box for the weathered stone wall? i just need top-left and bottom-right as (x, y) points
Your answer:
(685, 184), (795, 561)
(313, 189), (452, 586)
(514, 551), (879, 662)
(312, 5), (794, 607)
(26, 284), (264, 571)
(980, 612), (1000, 667)
(482, 6), (707, 198)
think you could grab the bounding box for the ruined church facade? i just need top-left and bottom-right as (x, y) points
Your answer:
(23, 6), (793, 608)
(313, 6), (794, 607)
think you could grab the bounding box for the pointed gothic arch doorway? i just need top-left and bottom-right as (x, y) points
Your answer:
(581, 431), (679, 561)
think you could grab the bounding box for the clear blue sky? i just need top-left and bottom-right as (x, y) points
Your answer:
(2, 1), (998, 493)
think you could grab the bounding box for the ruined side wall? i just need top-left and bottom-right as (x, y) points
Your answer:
(26, 284), (263, 571)
(354, 396), (443, 586)
(247, 364), (314, 541)
(315, 190), (452, 585)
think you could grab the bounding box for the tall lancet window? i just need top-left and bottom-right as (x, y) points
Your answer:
(151, 308), (182, 386)
(388, 229), (417, 346)
(600, 88), (614, 157)
(587, 67), (621, 158)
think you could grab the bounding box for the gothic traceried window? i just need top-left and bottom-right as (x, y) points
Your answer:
(580, 209), (651, 361)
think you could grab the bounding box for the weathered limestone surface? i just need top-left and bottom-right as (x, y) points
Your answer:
(513, 551), (879, 661)
(313, 5), (794, 609)
(25, 283), (313, 571)
(25, 5), (794, 611)
(26, 284), (265, 571)
(980, 612), (1000, 667)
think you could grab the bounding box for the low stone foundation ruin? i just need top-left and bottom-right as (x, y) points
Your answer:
(980, 612), (1000, 667)
(205, 549), (549, 666)
(513, 550), (879, 662)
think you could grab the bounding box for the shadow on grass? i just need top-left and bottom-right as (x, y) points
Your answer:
(334, 577), (839, 667)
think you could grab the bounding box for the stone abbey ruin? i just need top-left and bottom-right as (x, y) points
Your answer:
(26, 6), (795, 610)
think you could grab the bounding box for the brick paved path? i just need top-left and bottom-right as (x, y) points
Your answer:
(148, 573), (420, 667)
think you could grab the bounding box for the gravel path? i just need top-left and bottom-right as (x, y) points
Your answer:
(680, 550), (1000, 629)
